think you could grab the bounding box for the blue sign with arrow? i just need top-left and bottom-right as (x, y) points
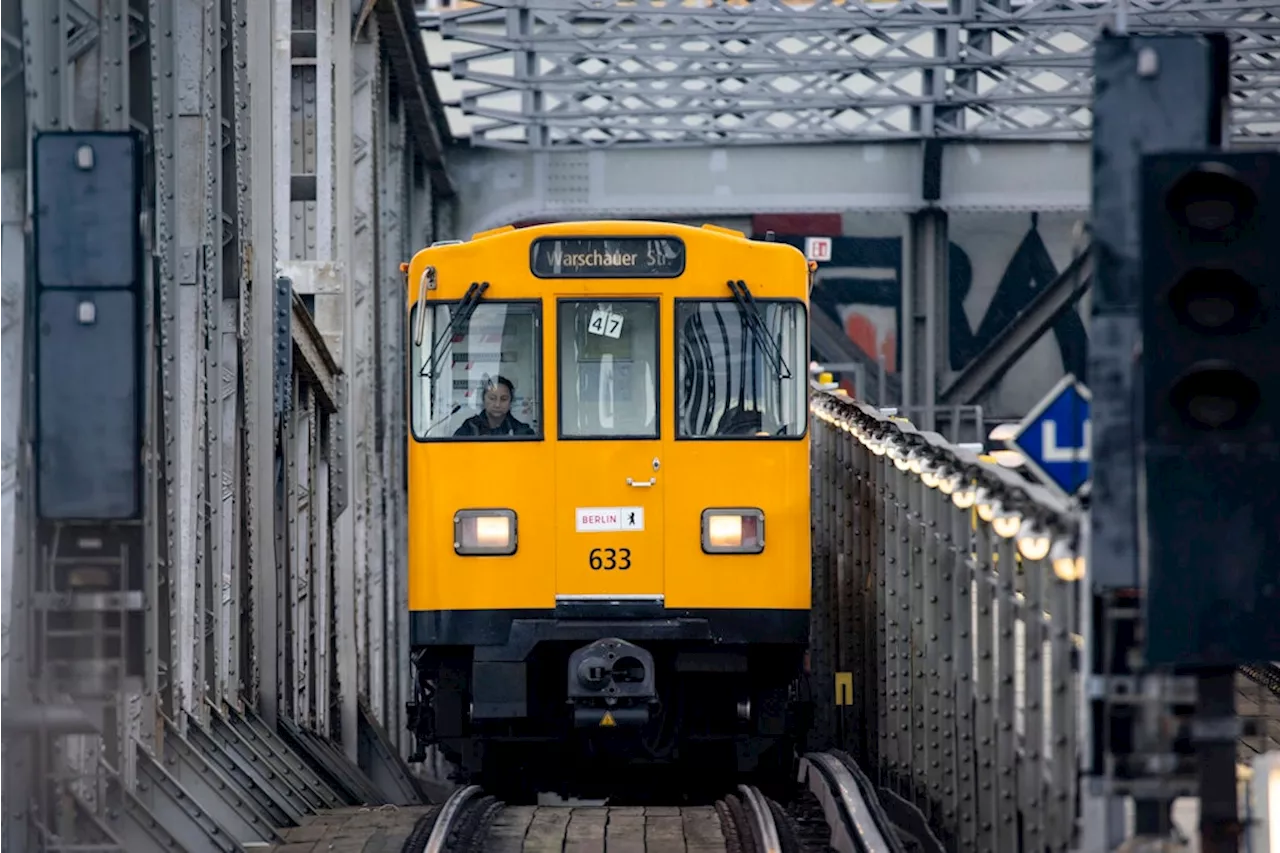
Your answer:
(1006, 373), (1091, 500)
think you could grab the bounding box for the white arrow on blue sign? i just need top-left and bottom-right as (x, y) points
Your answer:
(1005, 373), (1091, 500)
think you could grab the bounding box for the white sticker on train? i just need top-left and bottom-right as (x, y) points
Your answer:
(576, 507), (645, 532)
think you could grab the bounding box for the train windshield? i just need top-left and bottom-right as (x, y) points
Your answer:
(411, 301), (542, 440)
(676, 300), (807, 438)
(557, 299), (660, 439)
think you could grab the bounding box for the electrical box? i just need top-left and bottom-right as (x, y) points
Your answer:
(32, 132), (142, 521)
(33, 132), (139, 288)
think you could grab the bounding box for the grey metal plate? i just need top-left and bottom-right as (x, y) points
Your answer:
(33, 132), (139, 289)
(36, 289), (140, 519)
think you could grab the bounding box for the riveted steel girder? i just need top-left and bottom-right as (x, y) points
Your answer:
(426, 0), (1280, 148)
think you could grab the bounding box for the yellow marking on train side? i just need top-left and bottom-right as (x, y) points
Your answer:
(835, 671), (853, 706)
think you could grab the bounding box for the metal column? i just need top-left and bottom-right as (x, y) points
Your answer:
(900, 209), (949, 432)
(248, 0), (281, 729)
(1084, 33), (1231, 852)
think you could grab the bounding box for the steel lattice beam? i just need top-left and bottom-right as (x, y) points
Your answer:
(423, 0), (1280, 148)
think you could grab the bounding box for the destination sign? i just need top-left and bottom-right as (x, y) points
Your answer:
(530, 236), (686, 279)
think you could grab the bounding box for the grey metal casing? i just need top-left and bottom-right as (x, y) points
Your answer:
(32, 131), (142, 520)
(36, 290), (140, 519)
(1088, 33), (1229, 590)
(32, 132), (140, 289)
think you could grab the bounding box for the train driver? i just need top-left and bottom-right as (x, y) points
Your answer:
(453, 375), (535, 437)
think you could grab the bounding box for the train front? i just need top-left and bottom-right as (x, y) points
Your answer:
(404, 224), (812, 797)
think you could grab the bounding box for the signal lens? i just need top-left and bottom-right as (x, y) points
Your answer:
(67, 566), (113, 588)
(454, 509), (517, 555)
(1168, 365), (1261, 431)
(1166, 164), (1258, 240)
(701, 509), (764, 554)
(1168, 269), (1259, 335)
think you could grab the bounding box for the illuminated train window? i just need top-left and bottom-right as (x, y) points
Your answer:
(412, 301), (542, 441)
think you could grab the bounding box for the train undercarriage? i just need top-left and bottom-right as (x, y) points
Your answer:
(405, 610), (812, 802)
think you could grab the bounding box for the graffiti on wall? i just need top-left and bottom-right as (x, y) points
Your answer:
(752, 213), (1088, 411)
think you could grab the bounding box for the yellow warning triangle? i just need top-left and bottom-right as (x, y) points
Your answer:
(599, 711), (616, 727)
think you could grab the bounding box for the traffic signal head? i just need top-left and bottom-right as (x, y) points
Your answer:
(1139, 149), (1280, 667)
(1140, 151), (1278, 444)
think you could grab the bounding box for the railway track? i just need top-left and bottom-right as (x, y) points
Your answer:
(267, 750), (939, 853)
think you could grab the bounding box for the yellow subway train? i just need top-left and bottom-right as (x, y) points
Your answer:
(402, 220), (813, 798)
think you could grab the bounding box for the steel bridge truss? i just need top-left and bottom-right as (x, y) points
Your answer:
(2, 0), (444, 849)
(425, 0), (1280, 148)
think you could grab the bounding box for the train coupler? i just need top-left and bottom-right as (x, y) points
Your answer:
(566, 637), (657, 728)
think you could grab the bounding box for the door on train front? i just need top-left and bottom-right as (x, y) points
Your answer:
(553, 298), (665, 609)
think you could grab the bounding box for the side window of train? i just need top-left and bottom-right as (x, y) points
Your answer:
(410, 300), (542, 440)
(557, 299), (659, 440)
(675, 299), (808, 439)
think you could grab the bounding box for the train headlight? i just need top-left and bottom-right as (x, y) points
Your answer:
(454, 509), (517, 556)
(701, 508), (765, 554)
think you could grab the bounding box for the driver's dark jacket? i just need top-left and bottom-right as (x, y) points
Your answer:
(453, 412), (535, 437)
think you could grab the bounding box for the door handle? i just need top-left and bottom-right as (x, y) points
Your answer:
(626, 477), (656, 488)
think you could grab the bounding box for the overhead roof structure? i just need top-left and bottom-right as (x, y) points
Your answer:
(419, 0), (1279, 149)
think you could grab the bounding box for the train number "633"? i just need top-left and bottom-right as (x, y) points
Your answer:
(589, 548), (631, 571)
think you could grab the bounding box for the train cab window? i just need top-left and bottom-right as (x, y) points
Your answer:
(411, 301), (542, 440)
(675, 299), (808, 439)
(557, 300), (659, 439)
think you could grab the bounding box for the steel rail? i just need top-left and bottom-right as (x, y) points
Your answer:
(738, 783), (784, 853)
(422, 784), (483, 853)
(798, 752), (897, 853)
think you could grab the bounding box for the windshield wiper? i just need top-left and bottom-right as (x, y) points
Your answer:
(727, 279), (791, 380)
(422, 280), (489, 378)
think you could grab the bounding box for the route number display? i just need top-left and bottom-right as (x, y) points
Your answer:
(588, 309), (624, 339)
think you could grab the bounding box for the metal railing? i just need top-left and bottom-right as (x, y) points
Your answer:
(893, 405), (988, 447)
(808, 388), (1085, 853)
(809, 363), (987, 445)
